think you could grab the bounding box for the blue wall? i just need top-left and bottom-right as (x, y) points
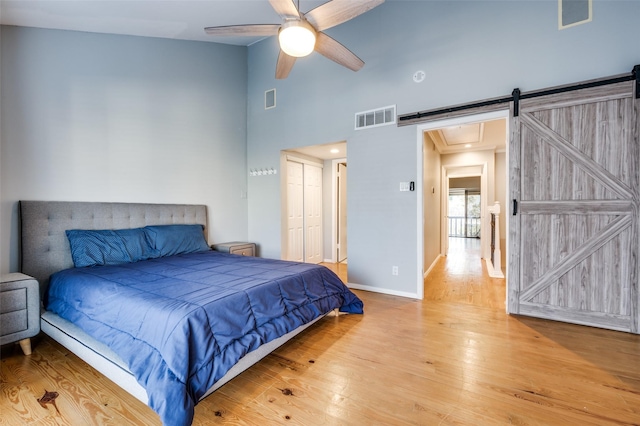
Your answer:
(246, 0), (640, 296)
(1, 1), (638, 297)
(1, 26), (248, 273)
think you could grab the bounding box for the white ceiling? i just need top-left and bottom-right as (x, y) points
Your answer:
(0, 0), (336, 46)
(287, 141), (346, 161)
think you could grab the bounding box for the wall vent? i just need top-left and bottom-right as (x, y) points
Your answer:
(558, 0), (592, 29)
(355, 105), (396, 130)
(265, 88), (276, 109)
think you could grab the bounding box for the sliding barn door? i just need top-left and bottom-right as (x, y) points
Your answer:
(509, 80), (639, 333)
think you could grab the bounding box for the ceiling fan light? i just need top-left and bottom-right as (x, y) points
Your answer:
(279, 21), (316, 58)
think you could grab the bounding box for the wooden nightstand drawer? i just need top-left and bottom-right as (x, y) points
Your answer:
(229, 246), (254, 256)
(213, 242), (256, 257)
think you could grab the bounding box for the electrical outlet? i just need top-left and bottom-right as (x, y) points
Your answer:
(399, 182), (410, 192)
(392, 266), (399, 276)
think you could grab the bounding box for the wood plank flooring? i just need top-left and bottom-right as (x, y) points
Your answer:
(2, 249), (639, 425)
(424, 238), (506, 310)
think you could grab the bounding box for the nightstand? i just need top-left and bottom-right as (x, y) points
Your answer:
(1, 273), (40, 355)
(212, 242), (256, 257)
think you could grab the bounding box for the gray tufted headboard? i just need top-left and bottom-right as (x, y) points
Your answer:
(19, 201), (208, 299)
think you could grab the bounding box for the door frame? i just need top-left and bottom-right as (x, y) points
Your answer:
(441, 166), (486, 257)
(331, 157), (347, 264)
(416, 109), (510, 302)
(280, 152), (324, 262)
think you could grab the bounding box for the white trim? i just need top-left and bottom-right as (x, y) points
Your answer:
(424, 254), (443, 279)
(416, 135), (424, 299)
(416, 109), (510, 302)
(330, 158), (347, 264)
(485, 258), (505, 279)
(441, 167), (449, 256)
(279, 152), (288, 260)
(347, 282), (419, 299)
(441, 165), (486, 257)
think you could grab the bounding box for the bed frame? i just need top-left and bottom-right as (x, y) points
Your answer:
(20, 200), (323, 405)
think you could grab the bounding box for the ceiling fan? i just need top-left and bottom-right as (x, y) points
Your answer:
(204, 0), (385, 79)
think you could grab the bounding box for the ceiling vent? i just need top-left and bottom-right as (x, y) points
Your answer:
(355, 105), (396, 130)
(265, 88), (276, 109)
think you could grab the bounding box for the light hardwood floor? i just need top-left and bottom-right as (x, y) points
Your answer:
(2, 249), (639, 425)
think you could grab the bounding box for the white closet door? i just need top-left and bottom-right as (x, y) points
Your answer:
(286, 161), (304, 262)
(304, 163), (323, 264)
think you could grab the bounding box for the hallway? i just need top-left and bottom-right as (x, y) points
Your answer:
(424, 237), (506, 310)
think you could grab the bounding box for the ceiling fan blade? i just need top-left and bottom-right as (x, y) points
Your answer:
(314, 32), (364, 72)
(204, 24), (280, 36)
(305, 0), (385, 31)
(275, 50), (297, 79)
(269, 0), (300, 20)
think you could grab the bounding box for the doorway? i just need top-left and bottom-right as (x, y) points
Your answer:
(336, 160), (348, 264)
(441, 166), (488, 259)
(280, 142), (347, 265)
(416, 109), (510, 301)
(447, 177), (482, 265)
(282, 155), (323, 263)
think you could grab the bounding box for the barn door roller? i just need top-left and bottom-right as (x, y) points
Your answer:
(634, 64), (640, 99)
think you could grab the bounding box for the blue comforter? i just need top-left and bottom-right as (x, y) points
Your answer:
(46, 251), (363, 425)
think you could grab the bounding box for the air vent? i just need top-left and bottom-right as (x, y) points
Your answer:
(355, 105), (396, 130)
(265, 88), (276, 109)
(558, 0), (592, 29)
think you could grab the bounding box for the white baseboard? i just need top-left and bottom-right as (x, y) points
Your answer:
(323, 258), (347, 264)
(423, 255), (443, 279)
(347, 282), (419, 299)
(485, 258), (505, 278)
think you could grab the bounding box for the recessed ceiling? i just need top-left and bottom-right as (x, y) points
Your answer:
(426, 119), (507, 154)
(440, 123), (483, 146)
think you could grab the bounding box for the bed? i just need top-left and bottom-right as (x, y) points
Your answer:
(19, 201), (363, 426)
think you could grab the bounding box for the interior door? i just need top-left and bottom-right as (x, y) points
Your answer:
(286, 161), (304, 262)
(337, 162), (348, 262)
(509, 80), (639, 333)
(304, 163), (323, 264)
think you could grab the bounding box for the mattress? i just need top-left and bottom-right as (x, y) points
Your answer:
(45, 250), (363, 425)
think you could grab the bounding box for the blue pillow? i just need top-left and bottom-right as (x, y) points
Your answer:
(66, 228), (156, 267)
(114, 228), (159, 262)
(144, 224), (210, 257)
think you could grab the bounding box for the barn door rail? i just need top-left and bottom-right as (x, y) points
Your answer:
(397, 65), (639, 125)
